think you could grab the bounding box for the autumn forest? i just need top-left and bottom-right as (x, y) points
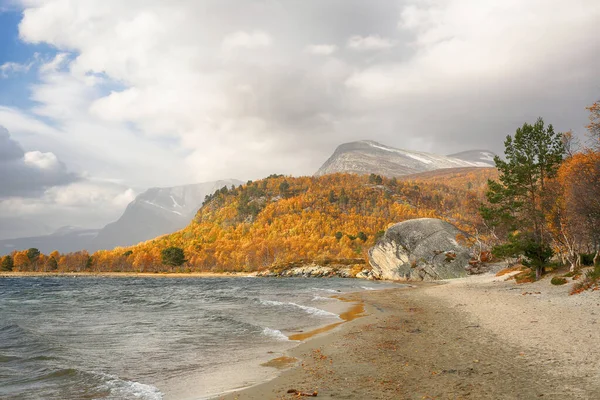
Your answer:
(2, 102), (599, 289)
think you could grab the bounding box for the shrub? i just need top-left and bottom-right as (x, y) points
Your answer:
(579, 253), (595, 266)
(570, 267), (600, 294)
(551, 277), (567, 285)
(513, 268), (536, 284)
(161, 247), (186, 267)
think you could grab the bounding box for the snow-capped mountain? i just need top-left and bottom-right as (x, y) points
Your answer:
(90, 179), (242, 251)
(315, 140), (495, 177)
(447, 150), (496, 167)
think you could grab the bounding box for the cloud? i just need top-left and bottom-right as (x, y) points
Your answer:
(222, 30), (272, 51)
(0, 0), (597, 239)
(347, 35), (395, 51)
(39, 52), (69, 73)
(0, 126), (79, 197)
(0, 60), (33, 78)
(0, 180), (137, 239)
(348, 0), (600, 98)
(306, 44), (337, 55)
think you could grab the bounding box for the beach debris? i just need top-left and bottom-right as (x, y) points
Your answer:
(287, 389), (318, 397)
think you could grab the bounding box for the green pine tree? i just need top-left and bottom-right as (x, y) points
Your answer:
(481, 118), (564, 279)
(1, 255), (14, 272)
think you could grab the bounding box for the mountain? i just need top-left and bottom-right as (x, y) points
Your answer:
(87, 170), (495, 272)
(0, 226), (100, 256)
(89, 179), (242, 251)
(315, 140), (495, 178)
(0, 180), (241, 255)
(447, 150), (496, 166)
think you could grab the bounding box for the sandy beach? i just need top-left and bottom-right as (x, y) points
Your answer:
(219, 273), (600, 400)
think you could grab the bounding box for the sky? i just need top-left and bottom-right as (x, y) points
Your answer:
(0, 0), (599, 239)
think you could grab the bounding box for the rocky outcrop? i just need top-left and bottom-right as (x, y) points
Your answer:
(257, 260), (375, 279)
(368, 218), (472, 281)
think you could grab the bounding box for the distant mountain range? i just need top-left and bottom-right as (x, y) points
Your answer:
(0, 226), (101, 256)
(0, 180), (241, 255)
(1, 140), (497, 255)
(315, 140), (495, 177)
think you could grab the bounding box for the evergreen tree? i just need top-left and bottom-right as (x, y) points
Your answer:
(481, 118), (565, 279)
(338, 188), (349, 206)
(279, 180), (290, 196)
(161, 247), (186, 267)
(328, 190), (336, 203)
(27, 248), (40, 262)
(1, 255), (14, 272)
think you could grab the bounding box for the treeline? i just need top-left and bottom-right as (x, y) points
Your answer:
(481, 102), (600, 289)
(1, 168), (496, 273)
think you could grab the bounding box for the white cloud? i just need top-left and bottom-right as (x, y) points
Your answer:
(347, 0), (600, 98)
(305, 44), (337, 55)
(39, 52), (69, 73)
(222, 30), (272, 51)
(347, 35), (395, 51)
(0, 0), (597, 238)
(0, 60), (33, 78)
(23, 151), (60, 170)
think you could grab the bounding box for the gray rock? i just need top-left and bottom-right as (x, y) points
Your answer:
(368, 218), (472, 281)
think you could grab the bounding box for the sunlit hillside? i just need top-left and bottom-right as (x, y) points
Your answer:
(86, 169), (496, 272)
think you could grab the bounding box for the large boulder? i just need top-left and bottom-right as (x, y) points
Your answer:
(368, 218), (471, 281)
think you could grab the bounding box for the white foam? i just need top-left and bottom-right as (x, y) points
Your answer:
(312, 295), (335, 301)
(98, 372), (163, 400)
(262, 327), (290, 341)
(313, 288), (340, 293)
(260, 300), (339, 318)
(360, 286), (377, 291)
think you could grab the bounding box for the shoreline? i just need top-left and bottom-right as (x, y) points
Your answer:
(218, 273), (600, 399)
(0, 271), (256, 278)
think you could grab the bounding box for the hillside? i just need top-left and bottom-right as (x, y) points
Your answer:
(90, 179), (242, 251)
(82, 169), (497, 273)
(315, 140), (494, 177)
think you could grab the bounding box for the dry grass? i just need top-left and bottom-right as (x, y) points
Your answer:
(496, 265), (526, 277)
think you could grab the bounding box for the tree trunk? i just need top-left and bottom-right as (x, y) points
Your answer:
(594, 249), (600, 267)
(570, 258), (577, 273)
(536, 265), (543, 280)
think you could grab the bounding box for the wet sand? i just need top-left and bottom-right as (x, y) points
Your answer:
(219, 273), (600, 400)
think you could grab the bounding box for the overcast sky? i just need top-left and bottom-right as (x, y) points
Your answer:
(0, 0), (599, 239)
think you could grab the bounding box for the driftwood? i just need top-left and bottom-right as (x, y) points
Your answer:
(287, 389), (318, 397)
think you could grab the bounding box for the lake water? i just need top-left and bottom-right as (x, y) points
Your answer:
(0, 276), (399, 399)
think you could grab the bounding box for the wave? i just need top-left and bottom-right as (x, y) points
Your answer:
(261, 328), (290, 342)
(259, 300), (338, 318)
(360, 286), (377, 291)
(313, 288), (341, 293)
(97, 372), (163, 400)
(312, 295), (335, 301)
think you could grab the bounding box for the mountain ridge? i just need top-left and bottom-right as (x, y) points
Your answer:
(315, 140), (495, 177)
